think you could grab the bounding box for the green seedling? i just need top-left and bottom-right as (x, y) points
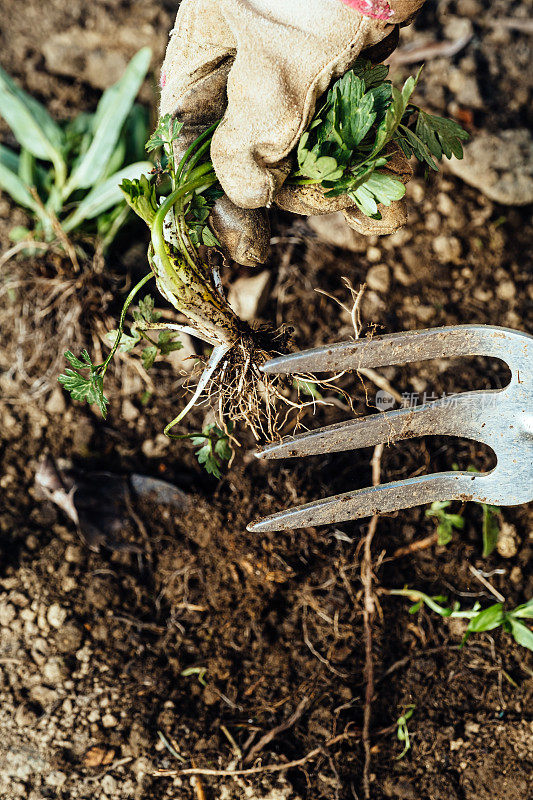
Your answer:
(294, 61), (468, 218)
(191, 423), (233, 479)
(181, 666), (208, 687)
(390, 590), (533, 652)
(394, 705), (415, 760)
(60, 60), (467, 475)
(0, 48), (152, 250)
(425, 500), (464, 545)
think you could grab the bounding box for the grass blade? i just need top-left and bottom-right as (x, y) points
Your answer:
(62, 160), (152, 232)
(64, 47), (151, 196)
(0, 65), (65, 154)
(0, 146), (47, 222)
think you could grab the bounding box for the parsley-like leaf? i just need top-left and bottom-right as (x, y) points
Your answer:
(191, 423), (233, 479)
(58, 350), (109, 417)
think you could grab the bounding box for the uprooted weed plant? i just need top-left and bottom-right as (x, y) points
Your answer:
(59, 58), (468, 470)
(0, 47), (152, 258)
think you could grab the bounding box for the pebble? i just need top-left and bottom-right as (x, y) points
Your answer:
(122, 399), (139, 422)
(45, 771), (67, 788)
(64, 544), (84, 564)
(496, 280), (516, 301)
(101, 775), (117, 795)
(449, 129), (533, 206)
(55, 622), (83, 653)
(45, 388), (67, 415)
(101, 712), (118, 728)
(30, 684), (58, 707)
(366, 246), (381, 263)
(47, 603), (67, 629)
(496, 522), (519, 558)
(141, 434), (169, 459)
(432, 235), (462, 264)
(228, 270), (271, 321)
(42, 657), (67, 685)
(0, 602), (16, 627)
(307, 212), (366, 252)
(365, 264), (390, 294)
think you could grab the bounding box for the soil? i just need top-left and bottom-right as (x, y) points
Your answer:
(0, 2), (532, 800)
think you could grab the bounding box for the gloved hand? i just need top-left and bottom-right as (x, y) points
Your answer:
(160, 0), (425, 265)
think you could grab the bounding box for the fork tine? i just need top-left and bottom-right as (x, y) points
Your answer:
(247, 471), (492, 533)
(256, 392), (494, 460)
(262, 325), (530, 375)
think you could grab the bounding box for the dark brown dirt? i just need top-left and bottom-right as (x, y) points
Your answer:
(0, 2), (532, 800)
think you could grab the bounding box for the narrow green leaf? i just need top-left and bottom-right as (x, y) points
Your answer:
(467, 604), (504, 633)
(0, 153), (46, 219)
(506, 618), (533, 651)
(0, 65), (65, 154)
(65, 47), (151, 195)
(62, 161), (152, 232)
(511, 598), (533, 620)
(482, 504), (500, 557)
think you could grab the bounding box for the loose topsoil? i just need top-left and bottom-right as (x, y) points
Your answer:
(0, 2), (532, 800)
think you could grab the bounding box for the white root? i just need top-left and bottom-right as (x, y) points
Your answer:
(173, 343), (231, 426)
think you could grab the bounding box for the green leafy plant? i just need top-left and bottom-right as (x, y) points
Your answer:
(0, 48), (152, 250)
(293, 60), (468, 218)
(390, 590), (533, 652)
(59, 61), (467, 475)
(425, 500), (465, 545)
(191, 423), (233, 479)
(394, 705), (415, 760)
(480, 503), (501, 557)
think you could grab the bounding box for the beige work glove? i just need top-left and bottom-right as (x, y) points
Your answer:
(160, 0), (425, 265)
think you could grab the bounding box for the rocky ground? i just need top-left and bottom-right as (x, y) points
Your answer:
(0, 1), (532, 800)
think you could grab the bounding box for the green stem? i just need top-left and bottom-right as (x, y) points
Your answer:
(175, 121), (219, 184)
(98, 272), (154, 377)
(150, 170), (217, 285)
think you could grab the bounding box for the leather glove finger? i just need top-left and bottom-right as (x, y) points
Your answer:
(160, 0), (269, 266)
(275, 143), (413, 235)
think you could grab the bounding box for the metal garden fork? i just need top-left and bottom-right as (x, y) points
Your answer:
(248, 325), (533, 533)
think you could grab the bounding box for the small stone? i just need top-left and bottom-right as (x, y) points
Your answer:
(61, 577), (78, 593)
(55, 622), (83, 653)
(64, 544), (83, 564)
(25, 534), (39, 550)
(101, 775), (117, 795)
(496, 521), (519, 558)
(30, 684), (58, 707)
(496, 280), (516, 301)
(228, 270), (271, 322)
(42, 657), (67, 685)
(0, 602), (16, 627)
(45, 388), (67, 415)
(45, 771), (67, 788)
(433, 235), (462, 264)
(365, 264), (390, 294)
(141, 434), (169, 459)
(102, 713), (118, 728)
(307, 212), (366, 252)
(464, 721), (480, 736)
(448, 129), (533, 206)
(366, 246), (381, 263)
(88, 709), (100, 723)
(122, 399), (139, 422)
(14, 703), (38, 728)
(510, 566), (523, 587)
(47, 603), (67, 629)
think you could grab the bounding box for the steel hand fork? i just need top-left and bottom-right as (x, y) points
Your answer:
(248, 325), (533, 533)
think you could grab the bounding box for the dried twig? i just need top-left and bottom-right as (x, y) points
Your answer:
(390, 532), (439, 559)
(155, 731), (360, 778)
(244, 696), (310, 765)
(468, 564), (505, 603)
(361, 442), (384, 800)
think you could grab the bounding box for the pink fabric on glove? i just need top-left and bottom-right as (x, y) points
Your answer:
(338, 0), (394, 20)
